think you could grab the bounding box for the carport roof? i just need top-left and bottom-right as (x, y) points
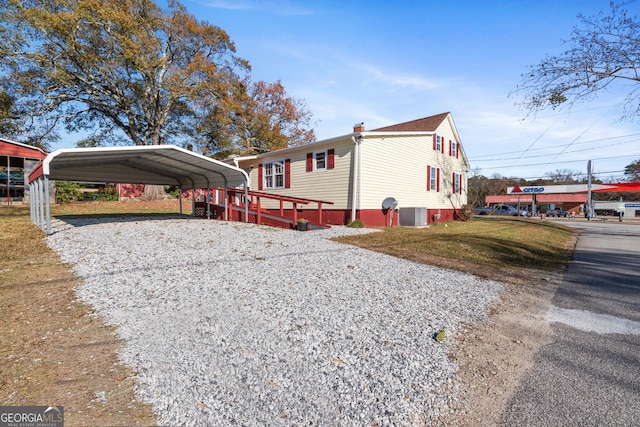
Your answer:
(30, 145), (248, 189)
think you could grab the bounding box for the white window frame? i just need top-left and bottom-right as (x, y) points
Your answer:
(451, 140), (457, 158)
(264, 159), (285, 189)
(430, 166), (437, 191)
(436, 135), (442, 152)
(314, 150), (327, 171)
(454, 173), (461, 194)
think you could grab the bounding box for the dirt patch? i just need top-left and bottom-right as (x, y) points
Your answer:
(439, 235), (577, 426)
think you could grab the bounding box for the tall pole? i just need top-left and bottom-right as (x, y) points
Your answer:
(587, 160), (592, 220)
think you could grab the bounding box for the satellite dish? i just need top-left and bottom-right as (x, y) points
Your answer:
(382, 197), (398, 210)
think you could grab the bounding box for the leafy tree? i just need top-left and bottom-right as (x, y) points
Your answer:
(0, 0), (250, 148)
(0, 0), (314, 155)
(513, 2), (640, 119)
(191, 79), (315, 159)
(624, 159), (640, 181)
(76, 136), (106, 148)
(0, 91), (18, 137)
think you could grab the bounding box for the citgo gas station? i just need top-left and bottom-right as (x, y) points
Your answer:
(486, 182), (640, 218)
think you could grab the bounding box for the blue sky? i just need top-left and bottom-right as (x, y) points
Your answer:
(168, 0), (640, 182)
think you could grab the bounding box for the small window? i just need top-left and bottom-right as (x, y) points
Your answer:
(451, 141), (457, 158)
(314, 150), (327, 171)
(436, 135), (442, 152)
(264, 160), (285, 189)
(454, 173), (461, 194)
(430, 166), (437, 191)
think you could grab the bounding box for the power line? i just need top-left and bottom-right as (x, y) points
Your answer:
(471, 138), (640, 162)
(511, 169), (627, 180)
(468, 132), (640, 159)
(483, 153), (640, 170)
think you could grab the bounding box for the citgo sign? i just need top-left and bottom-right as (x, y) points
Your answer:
(511, 186), (545, 194)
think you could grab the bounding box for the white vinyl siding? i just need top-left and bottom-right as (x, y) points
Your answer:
(236, 113), (468, 212)
(242, 144), (353, 209)
(359, 130), (466, 210)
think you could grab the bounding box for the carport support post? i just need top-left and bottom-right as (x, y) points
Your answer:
(37, 178), (44, 231)
(244, 184), (249, 223)
(191, 186), (195, 217)
(29, 182), (38, 224)
(207, 188), (211, 220)
(179, 188), (183, 215)
(44, 175), (51, 235)
(223, 187), (228, 221)
(31, 180), (38, 227)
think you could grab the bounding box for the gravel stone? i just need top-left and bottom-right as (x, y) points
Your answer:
(46, 217), (503, 426)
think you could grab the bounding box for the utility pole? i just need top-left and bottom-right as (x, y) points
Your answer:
(587, 160), (593, 220)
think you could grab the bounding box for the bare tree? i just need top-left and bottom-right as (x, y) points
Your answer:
(545, 169), (585, 184)
(513, 2), (640, 120)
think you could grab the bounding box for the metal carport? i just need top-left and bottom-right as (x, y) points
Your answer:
(28, 145), (250, 234)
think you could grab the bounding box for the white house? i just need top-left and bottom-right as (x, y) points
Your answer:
(232, 112), (469, 227)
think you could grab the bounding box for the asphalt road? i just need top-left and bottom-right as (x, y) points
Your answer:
(502, 218), (640, 426)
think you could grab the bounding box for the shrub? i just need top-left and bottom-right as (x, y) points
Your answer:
(55, 181), (82, 203)
(347, 219), (365, 228)
(165, 185), (180, 198)
(93, 186), (119, 202)
(457, 204), (475, 221)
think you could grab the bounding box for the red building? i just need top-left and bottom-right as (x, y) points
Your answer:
(0, 139), (47, 205)
(486, 193), (588, 215)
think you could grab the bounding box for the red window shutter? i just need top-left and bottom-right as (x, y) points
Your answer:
(306, 153), (313, 172)
(433, 134), (436, 150)
(258, 163), (263, 190)
(327, 149), (335, 169)
(452, 172), (455, 193)
(285, 159), (291, 188)
(441, 140), (444, 153)
(427, 166), (431, 191)
(449, 140), (452, 156)
(456, 143), (459, 159)
(436, 168), (440, 192)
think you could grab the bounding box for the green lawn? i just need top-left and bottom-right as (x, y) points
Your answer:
(334, 217), (576, 276)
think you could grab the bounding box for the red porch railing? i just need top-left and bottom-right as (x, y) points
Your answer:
(193, 187), (334, 229)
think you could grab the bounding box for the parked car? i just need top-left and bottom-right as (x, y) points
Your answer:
(474, 205), (528, 216)
(546, 208), (567, 217)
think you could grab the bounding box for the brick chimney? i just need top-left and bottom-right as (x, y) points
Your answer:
(353, 122), (365, 133)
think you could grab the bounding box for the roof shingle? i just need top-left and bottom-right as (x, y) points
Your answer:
(371, 112), (450, 132)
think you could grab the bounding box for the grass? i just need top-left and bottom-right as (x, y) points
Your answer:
(334, 216), (576, 280)
(51, 198), (185, 217)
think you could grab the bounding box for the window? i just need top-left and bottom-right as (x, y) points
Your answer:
(427, 166), (440, 192)
(430, 166), (437, 191)
(451, 140), (457, 158)
(454, 173), (461, 194)
(436, 135), (442, 152)
(264, 160), (285, 189)
(314, 150), (327, 171)
(306, 149), (334, 172)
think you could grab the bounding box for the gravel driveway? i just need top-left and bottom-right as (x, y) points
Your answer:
(46, 217), (502, 426)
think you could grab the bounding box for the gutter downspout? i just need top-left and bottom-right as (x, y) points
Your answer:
(351, 135), (362, 222)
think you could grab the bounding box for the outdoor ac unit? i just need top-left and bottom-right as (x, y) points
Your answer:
(399, 207), (427, 227)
